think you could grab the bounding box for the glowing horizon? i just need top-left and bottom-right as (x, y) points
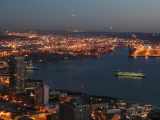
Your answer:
(1, 0), (160, 32)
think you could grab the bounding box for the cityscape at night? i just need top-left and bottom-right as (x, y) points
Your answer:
(1, 0), (160, 120)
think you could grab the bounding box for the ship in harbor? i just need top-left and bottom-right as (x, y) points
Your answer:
(114, 71), (145, 78)
(129, 44), (160, 58)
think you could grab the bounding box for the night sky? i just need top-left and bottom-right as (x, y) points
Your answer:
(0, 0), (160, 32)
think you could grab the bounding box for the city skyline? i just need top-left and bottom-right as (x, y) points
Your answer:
(1, 0), (160, 32)
(1, 1), (160, 119)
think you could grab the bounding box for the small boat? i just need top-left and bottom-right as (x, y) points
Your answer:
(25, 62), (40, 71)
(25, 66), (40, 71)
(114, 71), (145, 78)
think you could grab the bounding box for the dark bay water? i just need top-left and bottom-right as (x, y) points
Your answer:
(31, 48), (160, 106)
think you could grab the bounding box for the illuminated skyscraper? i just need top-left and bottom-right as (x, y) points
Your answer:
(15, 57), (26, 91)
(8, 56), (27, 91)
(25, 80), (49, 105)
(8, 56), (17, 90)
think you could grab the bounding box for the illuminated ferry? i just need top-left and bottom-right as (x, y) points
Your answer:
(114, 72), (145, 78)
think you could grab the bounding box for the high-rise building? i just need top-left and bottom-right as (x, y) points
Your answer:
(59, 102), (75, 120)
(34, 83), (49, 105)
(15, 57), (26, 91)
(0, 61), (10, 88)
(43, 84), (49, 105)
(8, 56), (17, 90)
(25, 80), (49, 105)
(7, 56), (29, 92)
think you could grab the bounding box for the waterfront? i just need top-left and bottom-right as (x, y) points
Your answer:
(2, 0), (160, 119)
(31, 47), (160, 106)
(0, 32), (159, 119)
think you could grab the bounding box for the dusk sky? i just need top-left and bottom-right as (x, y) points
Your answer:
(0, 0), (160, 32)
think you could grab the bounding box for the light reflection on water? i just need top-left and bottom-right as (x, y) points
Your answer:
(31, 48), (160, 106)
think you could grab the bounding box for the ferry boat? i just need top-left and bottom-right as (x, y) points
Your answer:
(114, 72), (145, 78)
